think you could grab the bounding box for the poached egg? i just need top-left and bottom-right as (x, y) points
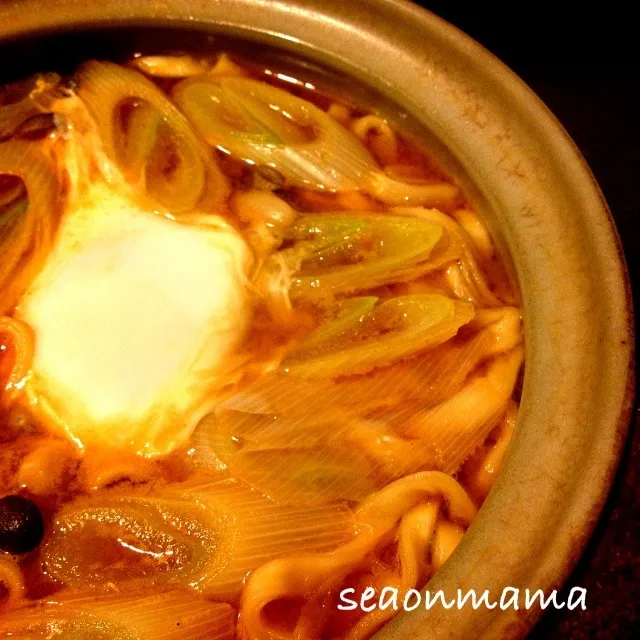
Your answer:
(16, 182), (252, 456)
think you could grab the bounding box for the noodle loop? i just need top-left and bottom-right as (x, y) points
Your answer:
(240, 472), (476, 640)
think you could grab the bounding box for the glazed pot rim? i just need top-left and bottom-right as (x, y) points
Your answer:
(0, 1), (634, 638)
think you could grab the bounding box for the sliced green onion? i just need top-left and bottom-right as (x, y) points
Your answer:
(199, 409), (378, 504)
(0, 590), (236, 640)
(282, 294), (474, 377)
(288, 296), (378, 357)
(173, 76), (460, 205)
(277, 213), (444, 297)
(173, 76), (372, 191)
(75, 60), (228, 213)
(393, 206), (503, 306)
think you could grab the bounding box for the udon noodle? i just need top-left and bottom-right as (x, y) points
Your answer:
(0, 50), (523, 639)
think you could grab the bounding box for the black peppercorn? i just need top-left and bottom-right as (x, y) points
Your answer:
(0, 494), (45, 554)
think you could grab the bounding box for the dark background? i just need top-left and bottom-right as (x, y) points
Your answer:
(414, 3), (639, 638)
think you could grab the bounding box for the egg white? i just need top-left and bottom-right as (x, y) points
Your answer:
(16, 182), (252, 456)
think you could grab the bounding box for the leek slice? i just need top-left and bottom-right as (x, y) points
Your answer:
(0, 140), (62, 314)
(42, 495), (218, 591)
(0, 590), (236, 640)
(276, 213), (445, 297)
(219, 304), (521, 419)
(195, 409), (378, 505)
(282, 294), (474, 377)
(173, 76), (372, 191)
(74, 60), (227, 212)
(393, 206), (504, 306)
(173, 77), (460, 205)
(42, 481), (354, 601)
(288, 296), (378, 356)
(227, 446), (376, 504)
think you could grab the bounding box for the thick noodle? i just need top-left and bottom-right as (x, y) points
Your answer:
(240, 472), (477, 640)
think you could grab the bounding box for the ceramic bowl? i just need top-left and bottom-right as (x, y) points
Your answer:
(0, 1), (634, 637)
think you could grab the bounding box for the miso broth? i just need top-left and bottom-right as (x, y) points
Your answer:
(0, 38), (522, 640)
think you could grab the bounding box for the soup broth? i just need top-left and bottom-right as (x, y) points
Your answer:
(0, 43), (522, 640)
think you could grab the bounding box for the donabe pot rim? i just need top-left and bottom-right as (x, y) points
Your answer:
(0, 1), (634, 638)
